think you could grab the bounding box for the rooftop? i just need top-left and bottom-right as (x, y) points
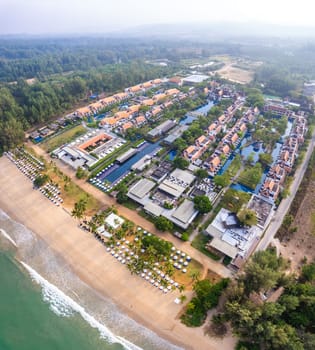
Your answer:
(105, 213), (124, 229)
(182, 74), (209, 84)
(128, 178), (156, 201)
(171, 200), (198, 225)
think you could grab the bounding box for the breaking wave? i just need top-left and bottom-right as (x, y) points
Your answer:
(0, 228), (17, 247)
(20, 261), (143, 350)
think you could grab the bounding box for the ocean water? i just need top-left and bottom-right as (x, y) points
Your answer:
(0, 209), (181, 350)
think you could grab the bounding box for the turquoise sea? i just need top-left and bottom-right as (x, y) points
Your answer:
(0, 209), (181, 350)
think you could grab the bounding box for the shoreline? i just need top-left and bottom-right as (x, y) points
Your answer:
(0, 156), (235, 350)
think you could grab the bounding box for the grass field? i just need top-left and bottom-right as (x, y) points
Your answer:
(220, 188), (251, 213)
(46, 164), (102, 215)
(173, 258), (203, 290)
(41, 125), (86, 152)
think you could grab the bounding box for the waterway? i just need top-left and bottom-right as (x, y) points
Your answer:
(179, 101), (214, 125)
(104, 142), (161, 183)
(228, 119), (293, 194)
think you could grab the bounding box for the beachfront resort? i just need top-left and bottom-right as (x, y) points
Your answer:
(21, 74), (309, 280)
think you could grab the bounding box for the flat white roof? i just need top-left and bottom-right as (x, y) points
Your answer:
(144, 202), (164, 217)
(210, 237), (238, 259)
(158, 181), (185, 198)
(170, 168), (196, 184)
(128, 178), (155, 199)
(172, 200), (198, 224)
(182, 74), (209, 83)
(105, 213), (124, 229)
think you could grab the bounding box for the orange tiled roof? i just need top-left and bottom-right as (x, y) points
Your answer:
(218, 115), (225, 123)
(208, 123), (216, 131)
(100, 117), (116, 125)
(231, 133), (239, 143)
(136, 115), (146, 124)
(196, 135), (206, 144)
(211, 156), (220, 167)
(153, 93), (167, 101)
(185, 145), (196, 155)
(215, 125), (222, 134)
(240, 123), (247, 132)
(113, 92), (128, 100)
(122, 122), (133, 130)
(142, 81), (153, 88)
(78, 133), (111, 151)
(130, 85), (142, 92)
(222, 144), (230, 154)
(76, 106), (91, 115)
(152, 107), (162, 115)
(142, 99), (155, 106)
(89, 101), (103, 110)
(128, 105), (141, 113)
(101, 96), (116, 105)
(165, 88), (180, 95)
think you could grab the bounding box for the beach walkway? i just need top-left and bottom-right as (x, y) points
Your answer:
(0, 156), (236, 350)
(30, 143), (232, 278)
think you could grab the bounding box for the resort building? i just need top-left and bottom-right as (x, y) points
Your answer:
(127, 178), (156, 205)
(162, 199), (198, 229)
(260, 114), (307, 202)
(53, 130), (124, 169)
(147, 120), (177, 140)
(205, 208), (263, 267)
(157, 168), (196, 199)
(182, 74), (209, 85)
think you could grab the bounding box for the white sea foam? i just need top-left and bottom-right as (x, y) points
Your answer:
(20, 261), (143, 350)
(0, 209), (10, 220)
(0, 228), (17, 247)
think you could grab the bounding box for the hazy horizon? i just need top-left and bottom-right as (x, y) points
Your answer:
(2, 0), (315, 36)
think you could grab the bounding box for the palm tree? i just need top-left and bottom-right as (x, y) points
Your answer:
(164, 261), (175, 277)
(189, 269), (201, 283)
(71, 198), (87, 223)
(179, 285), (185, 293)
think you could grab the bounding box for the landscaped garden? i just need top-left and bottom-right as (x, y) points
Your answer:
(88, 209), (204, 292)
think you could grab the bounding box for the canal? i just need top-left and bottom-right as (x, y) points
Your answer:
(228, 119), (293, 194)
(104, 141), (161, 184)
(179, 100), (214, 125)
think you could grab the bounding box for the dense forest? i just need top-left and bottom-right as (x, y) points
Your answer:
(211, 249), (315, 350)
(0, 37), (242, 82)
(0, 61), (175, 153)
(1, 36), (315, 153)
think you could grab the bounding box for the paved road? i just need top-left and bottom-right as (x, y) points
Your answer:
(256, 129), (315, 252)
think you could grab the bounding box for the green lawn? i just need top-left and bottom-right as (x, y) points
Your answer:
(237, 164), (262, 190)
(42, 125), (86, 152)
(191, 233), (221, 261)
(220, 188), (251, 213)
(226, 154), (242, 178)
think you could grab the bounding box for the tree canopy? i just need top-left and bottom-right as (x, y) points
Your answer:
(193, 195), (212, 213)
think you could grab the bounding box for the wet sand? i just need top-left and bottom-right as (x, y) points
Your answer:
(0, 156), (236, 350)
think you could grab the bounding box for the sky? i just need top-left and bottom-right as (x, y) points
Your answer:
(1, 0), (315, 35)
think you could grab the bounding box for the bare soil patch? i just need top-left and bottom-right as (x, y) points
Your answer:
(278, 173), (315, 271)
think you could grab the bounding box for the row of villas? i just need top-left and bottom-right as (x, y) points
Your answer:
(73, 79), (164, 119)
(205, 106), (256, 176)
(263, 101), (294, 117)
(99, 88), (183, 132)
(183, 99), (246, 166)
(260, 114), (307, 201)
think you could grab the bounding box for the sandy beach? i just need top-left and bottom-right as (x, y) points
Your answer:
(0, 156), (236, 350)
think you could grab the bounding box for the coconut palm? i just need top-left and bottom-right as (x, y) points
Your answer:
(189, 269), (201, 283)
(71, 198), (87, 223)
